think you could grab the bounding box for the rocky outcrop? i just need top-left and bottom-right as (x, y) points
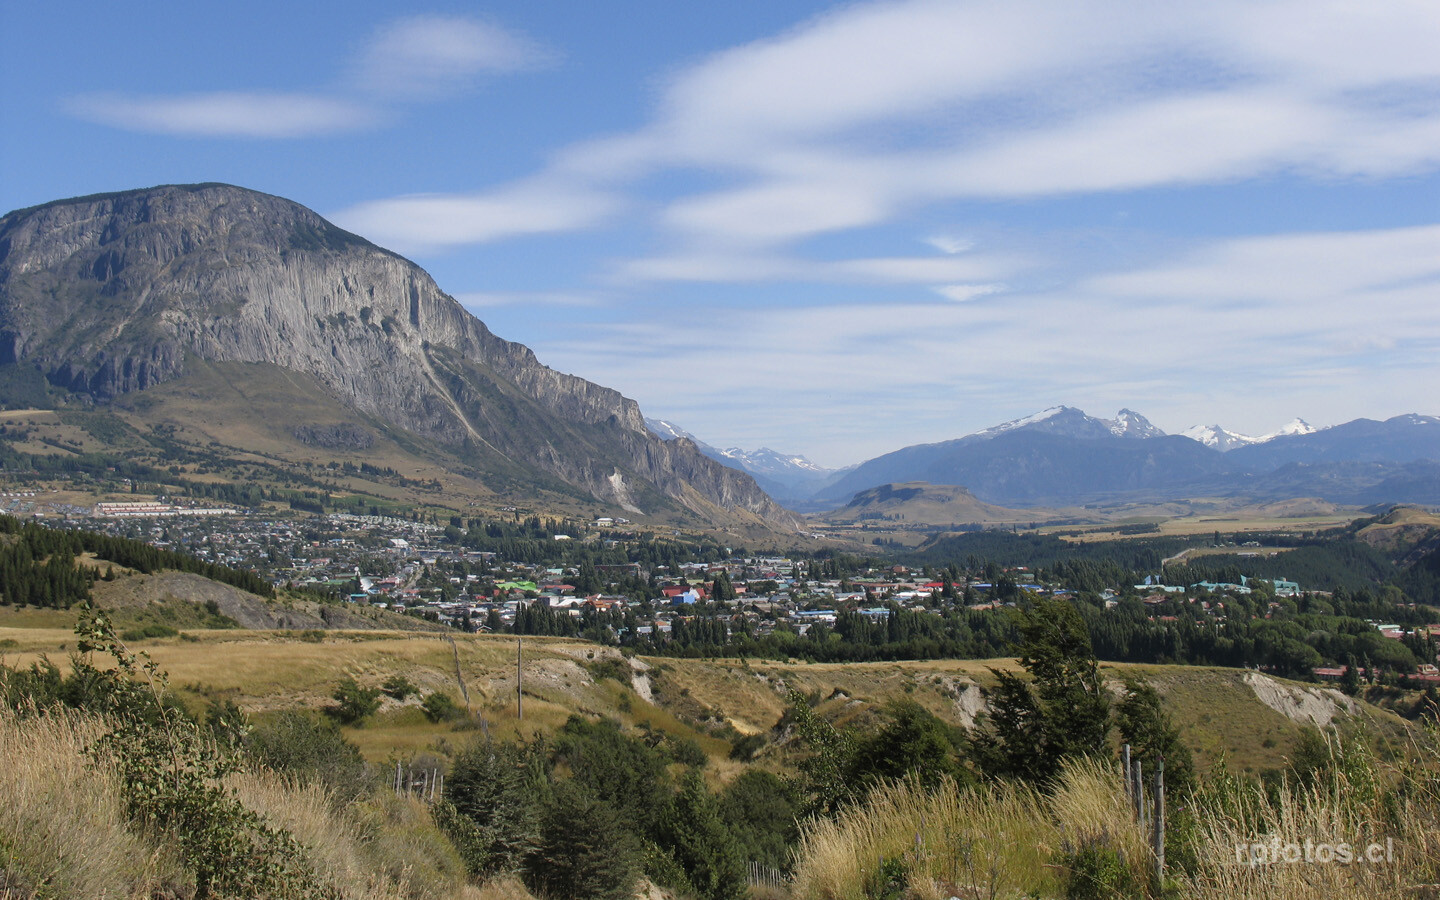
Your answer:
(0, 184), (796, 528)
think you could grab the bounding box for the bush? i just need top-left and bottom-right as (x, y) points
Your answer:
(728, 732), (766, 761)
(119, 623), (178, 641)
(329, 677), (381, 725)
(669, 736), (708, 768)
(381, 673), (418, 701)
(1058, 839), (1141, 900)
(421, 691), (463, 723)
(245, 710), (370, 802)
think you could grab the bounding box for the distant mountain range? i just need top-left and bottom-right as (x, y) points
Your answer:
(661, 406), (1440, 512)
(1181, 419), (1317, 451)
(644, 418), (847, 506)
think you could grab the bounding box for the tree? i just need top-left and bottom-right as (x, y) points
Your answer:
(1114, 675), (1194, 797)
(656, 770), (747, 900)
(440, 739), (547, 877)
(851, 698), (967, 791)
(784, 689), (858, 815)
(719, 770), (801, 871)
(973, 598), (1110, 783)
(329, 677), (380, 725)
(525, 782), (640, 900)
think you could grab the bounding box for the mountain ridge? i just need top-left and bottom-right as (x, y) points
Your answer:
(0, 184), (797, 530)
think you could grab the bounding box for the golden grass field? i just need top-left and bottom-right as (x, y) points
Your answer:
(2, 612), (1413, 784)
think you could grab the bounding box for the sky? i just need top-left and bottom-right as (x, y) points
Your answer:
(2, 0), (1438, 469)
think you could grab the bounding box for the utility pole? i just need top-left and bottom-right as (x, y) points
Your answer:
(516, 636), (523, 721)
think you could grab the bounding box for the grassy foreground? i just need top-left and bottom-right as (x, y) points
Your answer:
(785, 731), (1440, 900)
(0, 705), (539, 900)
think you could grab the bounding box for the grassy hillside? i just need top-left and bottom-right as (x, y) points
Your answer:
(0, 617), (1411, 778)
(4, 598), (1434, 900)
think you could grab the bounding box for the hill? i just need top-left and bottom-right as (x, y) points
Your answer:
(0, 184), (796, 533)
(0, 621), (1411, 778)
(818, 482), (1054, 527)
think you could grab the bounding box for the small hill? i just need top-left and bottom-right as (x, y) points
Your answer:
(819, 482), (1052, 527)
(93, 569), (445, 632)
(1355, 504), (1440, 554)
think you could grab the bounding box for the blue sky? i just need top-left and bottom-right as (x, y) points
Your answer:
(3, 0), (1438, 468)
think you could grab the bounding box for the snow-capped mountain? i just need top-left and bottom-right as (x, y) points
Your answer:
(968, 406), (1165, 442)
(1182, 418), (1318, 452)
(1262, 418), (1319, 441)
(643, 417), (842, 504)
(716, 446), (830, 477)
(1181, 424), (1259, 452)
(1108, 408), (1167, 439)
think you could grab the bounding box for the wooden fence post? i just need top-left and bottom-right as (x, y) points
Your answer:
(1122, 743), (1132, 806)
(1152, 756), (1166, 883)
(1135, 759), (1146, 828)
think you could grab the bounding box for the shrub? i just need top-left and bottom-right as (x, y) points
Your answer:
(1057, 837), (1140, 900)
(330, 677), (381, 725)
(245, 710), (369, 802)
(421, 691), (463, 723)
(119, 623), (178, 641)
(71, 602), (326, 898)
(381, 673), (418, 701)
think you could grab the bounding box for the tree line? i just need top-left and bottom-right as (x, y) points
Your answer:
(0, 514), (273, 607)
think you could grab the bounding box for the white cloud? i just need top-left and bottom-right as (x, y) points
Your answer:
(624, 0), (1440, 243)
(64, 15), (548, 139)
(612, 251), (1021, 285)
(529, 223), (1440, 464)
(354, 15), (552, 99)
(322, 1), (1440, 253)
(934, 284), (1003, 302)
(330, 179), (620, 252)
(64, 92), (376, 138)
(926, 235), (974, 255)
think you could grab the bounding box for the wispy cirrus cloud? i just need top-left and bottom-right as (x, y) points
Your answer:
(531, 223), (1440, 464)
(63, 15), (548, 139)
(352, 15), (553, 100)
(348, 0), (1440, 258)
(621, 0), (1440, 244)
(332, 178), (619, 254)
(64, 92), (378, 139)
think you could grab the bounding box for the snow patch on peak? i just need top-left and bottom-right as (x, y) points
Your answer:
(645, 418), (691, 442)
(1261, 418), (1317, 440)
(1183, 418), (1323, 451)
(1107, 408), (1165, 439)
(973, 406), (1071, 438)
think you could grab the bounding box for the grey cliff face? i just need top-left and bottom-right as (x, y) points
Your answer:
(0, 184), (795, 527)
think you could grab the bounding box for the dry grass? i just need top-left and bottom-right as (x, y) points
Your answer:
(1181, 731), (1440, 900)
(0, 705), (480, 899)
(789, 760), (1149, 900)
(0, 707), (188, 898)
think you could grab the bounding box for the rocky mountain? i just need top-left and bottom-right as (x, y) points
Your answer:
(813, 406), (1440, 510)
(968, 406), (1165, 442)
(644, 416), (843, 505)
(0, 184), (797, 530)
(1181, 418), (1317, 451)
(1226, 415), (1440, 469)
